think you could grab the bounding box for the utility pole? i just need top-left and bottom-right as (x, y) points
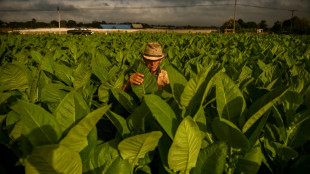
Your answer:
(57, 7), (60, 34)
(290, 9), (296, 34)
(233, 0), (237, 34)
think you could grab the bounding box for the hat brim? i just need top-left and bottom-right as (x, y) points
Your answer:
(141, 53), (167, 60)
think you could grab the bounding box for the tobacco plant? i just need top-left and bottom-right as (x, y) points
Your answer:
(0, 33), (310, 174)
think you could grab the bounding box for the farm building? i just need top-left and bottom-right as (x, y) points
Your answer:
(100, 24), (131, 29)
(257, 29), (264, 33)
(131, 24), (143, 29)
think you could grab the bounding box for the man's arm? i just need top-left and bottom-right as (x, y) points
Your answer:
(121, 80), (131, 91)
(121, 72), (144, 91)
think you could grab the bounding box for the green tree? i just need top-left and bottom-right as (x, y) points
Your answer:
(221, 19), (241, 32)
(31, 18), (37, 28)
(291, 16), (310, 34)
(272, 21), (282, 33)
(60, 20), (67, 28)
(237, 19), (245, 28)
(50, 20), (58, 28)
(91, 21), (101, 28)
(258, 20), (268, 30)
(67, 20), (77, 28)
(245, 21), (257, 29)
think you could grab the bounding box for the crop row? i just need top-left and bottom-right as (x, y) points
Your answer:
(0, 33), (310, 174)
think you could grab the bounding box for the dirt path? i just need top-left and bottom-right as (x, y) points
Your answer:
(13, 28), (218, 34)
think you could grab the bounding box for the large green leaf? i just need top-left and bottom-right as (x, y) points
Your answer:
(80, 127), (97, 173)
(271, 106), (286, 142)
(193, 106), (207, 141)
(235, 141), (263, 174)
(212, 117), (249, 149)
(180, 64), (213, 108)
(165, 65), (188, 106)
(25, 144), (82, 174)
(118, 131), (162, 165)
(0, 63), (29, 92)
(238, 65), (253, 89)
(91, 52), (110, 83)
(127, 101), (151, 133)
(97, 71), (124, 103)
(60, 105), (111, 152)
(40, 83), (71, 112)
(273, 142), (299, 162)
(168, 116), (201, 174)
(247, 111), (270, 148)
(111, 88), (137, 113)
(29, 51), (54, 103)
(54, 91), (90, 132)
(144, 94), (178, 139)
(40, 83), (71, 103)
(98, 83), (110, 103)
(105, 157), (132, 174)
(73, 63), (92, 91)
(8, 119), (22, 141)
(31, 50), (54, 74)
(181, 63), (221, 117)
(11, 101), (62, 146)
(0, 92), (12, 105)
(131, 61), (158, 100)
(281, 91), (304, 125)
(286, 109), (310, 148)
(54, 63), (73, 86)
(258, 63), (278, 87)
(216, 72), (246, 122)
(191, 142), (228, 174)
(105, 110), (130, 136)
(241, 87), (288, 133)
(6, 110), (20, 128)
(87, 139), (131, 174)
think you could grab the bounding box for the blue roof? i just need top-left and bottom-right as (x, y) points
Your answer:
(100, 24), (132, 29)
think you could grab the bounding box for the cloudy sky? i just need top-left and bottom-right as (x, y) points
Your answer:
(0, 0), (309, 27)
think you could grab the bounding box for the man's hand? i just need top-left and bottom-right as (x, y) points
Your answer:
(129, 73), (144, 85)
(121, 72), (144, 91)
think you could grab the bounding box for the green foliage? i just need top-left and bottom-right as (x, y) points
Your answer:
(191, 142), (228, 174)
(60, 105), (111, 152)
(168, 116), (201, 174)
(216, 72), (246, 122)
(1, 33), (310, 174)
(25, 144), (82, 174)
(144, 94), (178, 139)
(118, 131), (162, 165)
(131, 60), (158, 100)
(0, 62), (30, 92)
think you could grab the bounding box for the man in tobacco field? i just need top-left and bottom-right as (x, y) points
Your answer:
(121, 42), (170, 90)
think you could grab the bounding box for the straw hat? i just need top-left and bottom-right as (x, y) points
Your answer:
(141, 42), (167, 60)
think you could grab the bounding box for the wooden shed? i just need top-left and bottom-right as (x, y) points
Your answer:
(131, 24), (143, 29)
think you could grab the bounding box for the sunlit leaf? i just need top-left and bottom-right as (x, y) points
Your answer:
(118, 131), (162, 165)
(168, 116), (201, 173)
(60, 105), (111, 152)
(144, 94), (178, 139)
(25, 144), (82, 174)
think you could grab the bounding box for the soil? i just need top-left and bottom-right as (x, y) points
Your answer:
(11, 28), (219, 34)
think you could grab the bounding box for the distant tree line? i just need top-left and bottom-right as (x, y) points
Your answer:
(1, 16), (310, 34)
(0, 19), (107, 29)
(221, 16), (310, 34)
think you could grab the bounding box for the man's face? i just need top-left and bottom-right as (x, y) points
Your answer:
(143, 58), (162, 72)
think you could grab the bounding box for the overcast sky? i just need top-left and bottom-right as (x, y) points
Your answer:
(0, 0), (309, 27)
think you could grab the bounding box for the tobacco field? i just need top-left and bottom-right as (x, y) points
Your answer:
(0, 33), (310, 174)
